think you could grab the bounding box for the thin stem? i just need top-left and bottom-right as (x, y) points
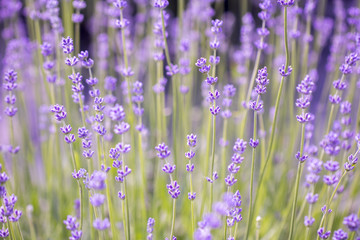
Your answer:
(7, 222), (14, 240)
(316, 171), (347, 240)
(221, 119), (228, 184)
(189, 158), (195, 236)
(160, 8), (177, 176)
(138, 132), (147, 220)
(245, 95), (260, 240)
(288, 122), (305, 240)
(160, 9), (171, 68)
(245, 20), (265, 104)
(27, 213), (36, 240)
(209, 39), (218, 211)
(69, 144), (83, 232)
(169, 198), (176, 240)
(254, 6), (290, 216)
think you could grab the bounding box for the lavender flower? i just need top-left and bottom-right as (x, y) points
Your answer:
(343, 214), (360, 231)
(93, 218), (110, 230)
(333, 229), (348, 240)
(147, 217), (155, 240)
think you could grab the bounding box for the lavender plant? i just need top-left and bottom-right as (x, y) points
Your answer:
(2, 0), (360, 239)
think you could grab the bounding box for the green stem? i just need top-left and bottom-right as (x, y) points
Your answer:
(221, 119), (228, 185)
(254, 6), (290, 215)
(160, 8), (178, 176)
(189, 162), (195, 237)
(7, 222), (14, 240)
(69, 144), (83, 232)
(288, 122), (305, 240)
(138, 132), (147, 222)
(169, 198), (176, 240)
(27, 212), (37, 240)
(245, 95), (260, 240)
(316, 171), (347, 240)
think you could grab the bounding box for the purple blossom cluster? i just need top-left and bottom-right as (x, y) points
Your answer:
(3, 70), (18, 118)
(225, 139), (247, 187)
(2, 1), (360, 240)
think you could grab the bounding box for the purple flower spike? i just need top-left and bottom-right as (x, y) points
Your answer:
(343, 214), (360, 231)
(185, 151), (195, 159)
(186, 164), (194, 172)
(305, 193), (319, 204)
(90, 194), (105, 207)
(72, 168), (87, 179)
(162, 163), (176, 174)
(278, 0), (295, 6)
(317, 227), (331, 239)
(166, 181), (180, 199)
(279, 64), (293, 77)
(60, 124), (72, 134)
(93, 218), (110, 230)
(249, 138), (259, 148)
(116, 143), (131, 154)
(154, 0), (169, 9)
(324, 160), (340, 172)
(64, 134), (76, 144)
(211, 19), (223, 33)
(205, 76), (218, 85)
(333, 229), (348, 240)
(195, 58), (206, 68)
(155, 143), (171, 159)
(62, 36), (74, 54)
(114, 122), (130, 135)
(0, 229), (9, 238)
(118, 191), (125, 200)
(88, 171), (106, 190)
(113, 0), (127, 9)
(109, 104), (125, 122)
(304, 216), (315, 227)
(225, 175), (237, 186)
(188, 192), (196, 200)
(187, 134), (197, 147)
(295, 152), (308, 162)
(209, 106), (221, 115)
(64, 215), (79, 231)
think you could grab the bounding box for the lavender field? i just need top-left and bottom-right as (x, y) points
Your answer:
(1, 0), (360, 239)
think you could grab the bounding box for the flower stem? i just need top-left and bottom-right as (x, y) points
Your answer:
(253, 6), (290, 219)
(245, 95), (260, 240)
(169, 198), (176, 240)
(316, 171), (347, 240)
(288, 122), (305, 240)
(189, 162), (195, 236)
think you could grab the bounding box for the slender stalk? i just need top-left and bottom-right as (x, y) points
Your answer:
(288, 121), (305, 240)
(75, 21), (80, 55)
(208, 35), (218, 211)
(105, 176), (117, 239)
(120, 134), (130, 240)
(304, 203), (313, 240)
(69, 144), (83, 231)
(239, 20), (265, 138)
(7, 222), (14, 240)
(121, 183), (128, 240)
(245, 95), (260, 240)
(254, 6), (290, 214)
(316, 171), (347, 240)
(169, 198), (176, 240)
(160, 8), (178, 174)
(27, 212), (37, 240)
(221, 119), (228, 185)
(138, 132), (147, 220)
(189, 157), (195, 236)
(209, 97), (216, 211)
(69, 66), (86, 127)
